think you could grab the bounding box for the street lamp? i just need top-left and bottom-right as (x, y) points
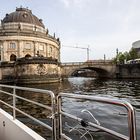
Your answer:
(116, 48), (118, 56)
(104, 54), (106, 62)
(87, 45), (90, 61)
(116, 48), (119, 64)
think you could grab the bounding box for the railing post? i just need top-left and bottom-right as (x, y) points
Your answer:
(128, 105), (137, 140)
(51, 93), (57, 140)
(13, 87), (16, 120)
(57, 96), (62, 140)
(57, 93), (137, 140)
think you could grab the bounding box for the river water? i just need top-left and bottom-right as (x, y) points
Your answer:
(23, 77), (140, 140)
(0, 77), (140, 140)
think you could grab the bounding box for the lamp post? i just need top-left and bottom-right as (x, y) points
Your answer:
(87, 45), (90, 61)
(116, 48), (118, 56)
(104, 54), (106, 63)
(116, 48), (119, 64)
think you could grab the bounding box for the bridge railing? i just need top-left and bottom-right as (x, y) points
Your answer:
(61, 62), (84, 66)
(61, 60), (113, 66)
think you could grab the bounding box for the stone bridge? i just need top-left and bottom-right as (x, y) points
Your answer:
(61, 60), (116, 78)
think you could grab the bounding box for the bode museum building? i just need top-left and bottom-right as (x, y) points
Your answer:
(0, 7), (61, 83)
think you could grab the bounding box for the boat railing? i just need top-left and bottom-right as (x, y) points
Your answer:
(0, 84), (137, 140)
(0, 84), (57, 140)
(57, 93), (137, 140)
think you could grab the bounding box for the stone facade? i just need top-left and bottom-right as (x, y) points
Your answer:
(0, 35), (60, 61)
(0, 7), (61, 84)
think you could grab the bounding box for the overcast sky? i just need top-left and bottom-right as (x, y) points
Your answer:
(0, 0), (140, 62)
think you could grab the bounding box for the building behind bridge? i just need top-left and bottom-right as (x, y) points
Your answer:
(132, 40), (140, 56)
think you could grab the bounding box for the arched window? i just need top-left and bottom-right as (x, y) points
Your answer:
(48, 46), (53, 56)
(25, 54), (31, 58)
(10, 54), (16, 61)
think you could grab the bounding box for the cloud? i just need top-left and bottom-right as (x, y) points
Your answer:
(60, 0), (70, 8)
(108, 0), (113, 5)
(60, 0), (92, 9)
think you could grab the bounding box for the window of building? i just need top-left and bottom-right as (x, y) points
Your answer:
(47, 45), (53, 56)
(9, 42), (16, 49)
(23, 13), (28, 18)
(25, 43), (31, 50)
(50, 46), (53, 54)
(39, 44), (44, 51)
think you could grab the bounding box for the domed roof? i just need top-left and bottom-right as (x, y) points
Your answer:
(2, 7), (45, 28)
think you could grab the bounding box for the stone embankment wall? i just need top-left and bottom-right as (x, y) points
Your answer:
(0, 58), (61, 84)
(116, 63), (140, 78)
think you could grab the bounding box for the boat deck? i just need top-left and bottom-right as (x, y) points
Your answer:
(0, 108), (45, 140)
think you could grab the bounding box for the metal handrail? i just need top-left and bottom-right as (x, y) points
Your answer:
(0, 84), (56, 140)
(0, 85), (137, 140)
(57, 93), (137, 140)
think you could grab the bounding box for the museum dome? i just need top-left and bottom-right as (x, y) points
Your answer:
(2, 7), (45, 28)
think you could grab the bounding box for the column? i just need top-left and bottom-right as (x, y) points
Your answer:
(17, 40), (20, 58)
(33, 41), (36, 56)
(0, 41), (3, 61)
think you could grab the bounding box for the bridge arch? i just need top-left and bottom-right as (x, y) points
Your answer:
(69, 67), (110, 78)
(61, 61), (116, 78)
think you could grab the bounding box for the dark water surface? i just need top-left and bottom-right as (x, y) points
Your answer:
(0, 77), (140, 140)
(24, 77), (140, 140)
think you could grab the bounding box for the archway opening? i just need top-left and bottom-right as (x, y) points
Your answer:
(71, 69), (98, 77)
(70, 67), (110, 78)
(25, 54), (31, 58)
(10, 54), (17, 61)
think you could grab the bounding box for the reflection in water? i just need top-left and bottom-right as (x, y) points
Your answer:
(0, 77), (140, 139)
